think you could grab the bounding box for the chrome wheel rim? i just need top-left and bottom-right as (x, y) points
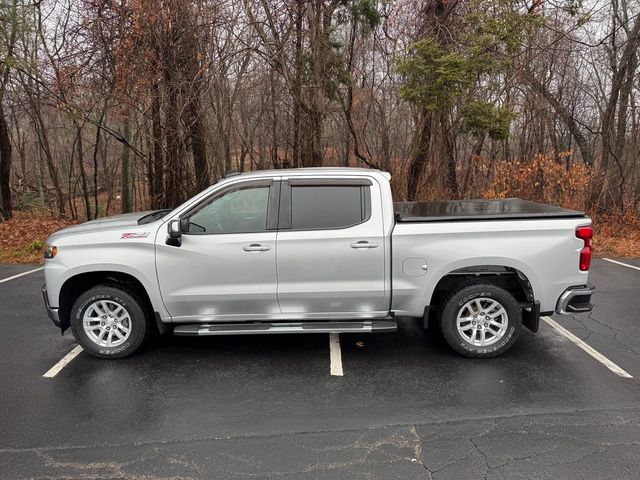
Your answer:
(83, 300), (132, 348)
(456, 297), (508, 347)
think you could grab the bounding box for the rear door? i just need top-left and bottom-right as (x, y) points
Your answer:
(155, 179), (281, 322)
(275, 177), (387, 317)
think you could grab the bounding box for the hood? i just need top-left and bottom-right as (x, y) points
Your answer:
(47, 210), (165, 243)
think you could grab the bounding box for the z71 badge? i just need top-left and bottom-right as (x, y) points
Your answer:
(121, 232), (150, 239)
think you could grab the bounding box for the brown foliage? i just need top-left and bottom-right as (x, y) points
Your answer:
(0, 212), (75, 264)
(591, 212), (640, 258)
(483, 152), (590, 211)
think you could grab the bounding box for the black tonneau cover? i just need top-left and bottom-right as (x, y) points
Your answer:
(394, 198), (585, 223)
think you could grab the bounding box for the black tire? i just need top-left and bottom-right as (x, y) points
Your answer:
(70, 284), (148, 359)
(440, 283), (521, 358)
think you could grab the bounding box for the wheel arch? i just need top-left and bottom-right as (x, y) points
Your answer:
(430, 264), (534, 304)
(422, 263), (537, 331)
(58, 270), (155, 332)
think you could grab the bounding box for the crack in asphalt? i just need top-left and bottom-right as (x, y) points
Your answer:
(4, 404), (640, 455)
(9, 410), (640, 480)
(410, 425), (435, 479)
(421, 421), (637, 480)
(16, 415), (638, 479)
(392, 405), (640, 480)
(562, 308), (640, 358)
(469, 438), (492, 479)
(32, 449), (200, 480)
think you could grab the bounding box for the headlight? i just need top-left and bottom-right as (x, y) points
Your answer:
(44, 244), (58, 259)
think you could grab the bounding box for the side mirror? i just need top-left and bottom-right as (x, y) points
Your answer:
(166, 219), (182, 247)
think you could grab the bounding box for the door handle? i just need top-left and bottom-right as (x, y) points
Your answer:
(243, 244), (271, 252)
(350, 241), (379, 249)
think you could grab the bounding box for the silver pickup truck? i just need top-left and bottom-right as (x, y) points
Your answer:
(42, 168), (594, 359)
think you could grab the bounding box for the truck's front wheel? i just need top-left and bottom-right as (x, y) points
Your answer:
(70, 285), (148, 358)
(440, 283), (521, 358)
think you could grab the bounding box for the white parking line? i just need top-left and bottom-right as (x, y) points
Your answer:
(0, 267), (43, 284)
(603, 258), (640, 272)
(542, 316), (633, 379)
(329, 333), (343, 376)
(43, 345), (84, 378)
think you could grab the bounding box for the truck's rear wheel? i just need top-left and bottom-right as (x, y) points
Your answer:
(440, 283), (521, 358)
(70, 285), (148, 358)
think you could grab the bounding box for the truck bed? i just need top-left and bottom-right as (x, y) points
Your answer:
(394, 198), (585, 223)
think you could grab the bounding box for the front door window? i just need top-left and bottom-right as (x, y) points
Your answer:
(185, 186), (270, 234)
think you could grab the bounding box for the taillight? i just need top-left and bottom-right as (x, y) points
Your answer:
(576, 226), (593, 271)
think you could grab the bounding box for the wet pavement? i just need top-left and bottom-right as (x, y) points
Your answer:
(1, 259), (640, 479)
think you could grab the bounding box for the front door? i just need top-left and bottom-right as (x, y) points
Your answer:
(275, 178), (387, 317)
(156, 180), (280, 322)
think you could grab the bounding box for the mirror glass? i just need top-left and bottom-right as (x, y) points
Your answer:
(168, 220), (181, 237)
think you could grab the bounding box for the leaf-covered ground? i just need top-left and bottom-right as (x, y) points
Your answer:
(593, 212), (640, 258)
(0, 210), (638, 264)
(0, 212), (75, 264)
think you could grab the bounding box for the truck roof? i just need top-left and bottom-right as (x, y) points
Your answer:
(222, 167), (389, 180)
(394, 198), (586, 222)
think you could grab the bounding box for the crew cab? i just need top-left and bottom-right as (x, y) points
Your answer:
(42, 168), (595, 358)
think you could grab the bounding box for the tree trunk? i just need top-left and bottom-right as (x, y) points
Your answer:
(186, 96), (209, 193)
(0, 0), (18, 220)
(380, 120), (391, 172)
(35, 137), (45, 205)
(164, 77), (183, 207)
(32, 103), (65, 216)
(292, 0), (304, 168)
(407, 109), (432, 201)
(0, 104), (12, 220)
(301, 0), (327, 167)
(75, 124), (92, 221)
(462, 135), (485, 195)
(442, 112), (459, 199)
(121, 118), (133, 213)
(151, 81), (164, 209)
(523, 72), (593, 167)
(610, 53), (636, 208)
(92, 110), (106, 218)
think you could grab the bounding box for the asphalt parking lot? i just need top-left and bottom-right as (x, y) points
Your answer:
(2, 258), (640, 479)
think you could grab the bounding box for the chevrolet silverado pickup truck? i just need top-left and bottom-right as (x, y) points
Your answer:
(42, 168), (595, 359)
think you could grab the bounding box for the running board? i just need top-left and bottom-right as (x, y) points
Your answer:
(173, 320), (397, 336)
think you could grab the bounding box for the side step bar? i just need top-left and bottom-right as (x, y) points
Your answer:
(173, 320), (397, 336)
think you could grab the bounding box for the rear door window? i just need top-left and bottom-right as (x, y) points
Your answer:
(290, 185), (369, 230)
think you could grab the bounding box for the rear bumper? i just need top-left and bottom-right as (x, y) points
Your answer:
(555, 284), (595, 314)
(42, 285), (61, 327)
